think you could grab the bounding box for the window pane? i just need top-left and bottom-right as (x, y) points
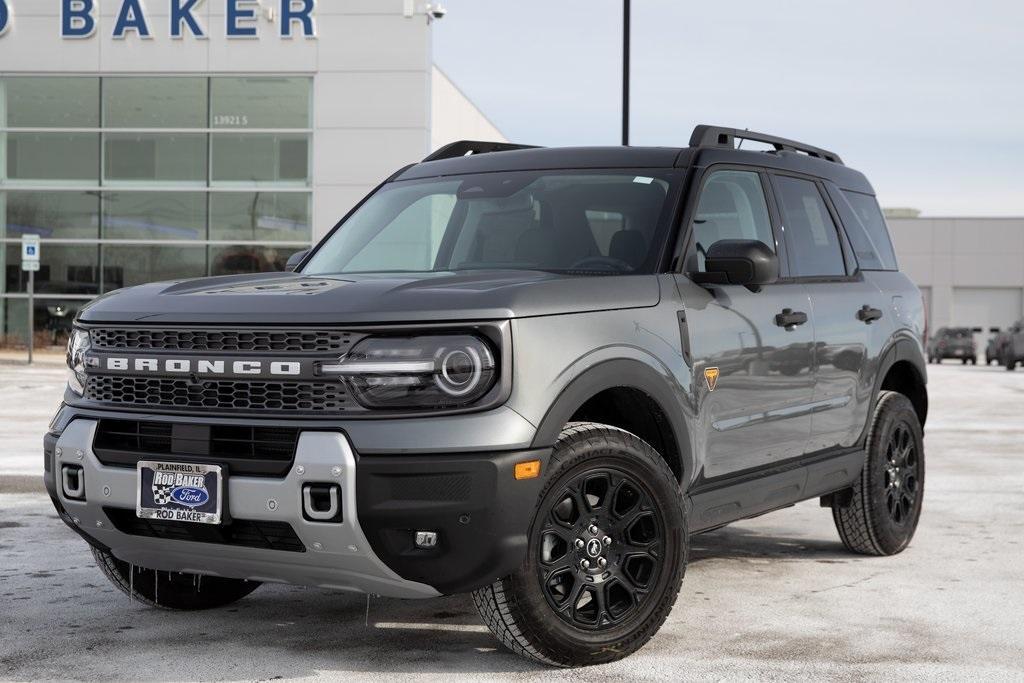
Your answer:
(2, 77), (99, 128)
(345, 194), (456, 272)
(3, 192), (99, 240)
(775, 176), (846, 277)
(103, 77), (207, 128)
(842, 191), (898, 271)
(101, 245), (206, 292)
(211, 245), (299, 276)
(6, 133), (99, 181)
(1, 297), (85, 349)
(211, 77), (311, 129)
(102, 192), (206, 240)
(104, 133), (207, 183)
(305, 172), (675, 276)
(3, 243), (100, 295)
(211, 134), (309, 183)
(690, 170), (774, 272)
(209, 192), (311, 241)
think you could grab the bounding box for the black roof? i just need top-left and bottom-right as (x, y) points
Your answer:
(395, 125), (874, 194)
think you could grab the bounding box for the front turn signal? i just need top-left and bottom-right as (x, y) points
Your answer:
(514, 459), (541, 480)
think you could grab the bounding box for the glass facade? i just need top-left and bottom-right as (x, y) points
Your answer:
(0, 76), (313, 347)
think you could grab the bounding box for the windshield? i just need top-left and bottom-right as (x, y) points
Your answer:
(302, 170), (677, 276)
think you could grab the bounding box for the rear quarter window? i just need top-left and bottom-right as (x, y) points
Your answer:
(833, 190), (899, 271)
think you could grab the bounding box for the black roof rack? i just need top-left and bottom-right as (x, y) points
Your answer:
(423, 140), (541, 163)
(689, 125), (843, 165)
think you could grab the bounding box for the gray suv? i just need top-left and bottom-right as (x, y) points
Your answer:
(45, 126), (928, 667)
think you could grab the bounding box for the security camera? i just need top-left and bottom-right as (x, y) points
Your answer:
(426, 3), (447, 20)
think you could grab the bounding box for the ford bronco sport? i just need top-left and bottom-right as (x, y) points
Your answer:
(46, 125), (928, 667)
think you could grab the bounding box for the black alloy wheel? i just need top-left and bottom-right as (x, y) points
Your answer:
(882, 422), (920, 526)
(472, 422), (686, 667)
(536, 467), (664, 630)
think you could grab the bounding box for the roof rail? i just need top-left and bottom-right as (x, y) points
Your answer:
(689, 125), (844, 165)
(423, 140), (541, 163)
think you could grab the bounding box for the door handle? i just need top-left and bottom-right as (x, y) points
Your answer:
(774, 308), (808, 330)
(857, 305), (883, 324)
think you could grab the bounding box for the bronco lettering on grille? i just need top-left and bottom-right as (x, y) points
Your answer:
(103, 357), (302, 376)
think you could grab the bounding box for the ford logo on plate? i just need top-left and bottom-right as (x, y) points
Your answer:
(170, 486), (209, 508)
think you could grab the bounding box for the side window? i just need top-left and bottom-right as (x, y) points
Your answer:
(841, 191), (898, 271)
(774, 176), (846, 277)
(688, 169), (774, 272)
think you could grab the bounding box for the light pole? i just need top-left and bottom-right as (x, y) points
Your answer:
(622, 0), (630, 146)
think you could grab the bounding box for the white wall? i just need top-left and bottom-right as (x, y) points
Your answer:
(431, 65), (506, 153)
(888, 217), (1024, 331)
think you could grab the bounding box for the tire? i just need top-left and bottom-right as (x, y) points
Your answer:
(473, 422), (687, 667)
(1007, 358), (1018, 371)
(969, 357), (977, 365)
(92, 547), (260, 609)
(961, 358), (968, 365)
(832, 391), (925, 556)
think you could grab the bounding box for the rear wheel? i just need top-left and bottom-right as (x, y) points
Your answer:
(1007, 358), (1018, 371)
(832, 391), (924, 556)
(473, 422), (686, 667)
(92, 547), (260, 609)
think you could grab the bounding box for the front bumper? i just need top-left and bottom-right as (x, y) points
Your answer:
(45, 418), (549, 598)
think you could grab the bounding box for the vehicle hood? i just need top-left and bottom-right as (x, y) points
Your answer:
(78, 270), (662, 324)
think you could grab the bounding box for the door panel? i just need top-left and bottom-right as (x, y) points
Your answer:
(769, 173), (880, 451)
(805, 280), (886, 451)
(678, 278), (815, 479)
(679, 167), (816, 480)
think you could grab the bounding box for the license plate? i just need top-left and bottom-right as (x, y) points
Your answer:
(954, 349), (964, 355)
(137, 461), (223, 525)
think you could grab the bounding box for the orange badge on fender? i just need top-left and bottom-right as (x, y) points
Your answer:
(704, 367), (720, 392)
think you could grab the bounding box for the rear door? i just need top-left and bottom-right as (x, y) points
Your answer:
(769, 174), (886, 452)
(676, 167), (815, 479)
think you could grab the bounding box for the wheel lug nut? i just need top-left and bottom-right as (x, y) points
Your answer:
(597, 557), (607, 568)
(575, 538), (585, 549)
(588, 524), (599, 535)
(602, 536), (612, 546)
(580, 559), (591, 569)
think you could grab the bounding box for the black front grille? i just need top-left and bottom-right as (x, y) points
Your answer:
(93, 419), (299, 477)
(85, 375), (352, 414)
(104, 508), (305, 553)
(89, 327), (356, 353)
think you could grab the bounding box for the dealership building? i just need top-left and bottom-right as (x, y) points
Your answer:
(888, 217), (1024, 340)
(1, 2), (1022, 349)
(0, 0), (502, 342)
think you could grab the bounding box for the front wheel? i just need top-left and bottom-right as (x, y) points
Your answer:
(832, 391), (925, 555)
(473, 422), (687, 667)
(92, 547), (261, 609)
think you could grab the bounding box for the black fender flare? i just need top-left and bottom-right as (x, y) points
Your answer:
(859, 334), (928, 445)
(529, 358), (694, 483)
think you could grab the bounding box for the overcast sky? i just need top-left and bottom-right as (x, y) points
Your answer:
(433, 0), (1023, 216)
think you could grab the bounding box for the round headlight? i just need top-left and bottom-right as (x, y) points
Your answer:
(325, 334), (497, 409)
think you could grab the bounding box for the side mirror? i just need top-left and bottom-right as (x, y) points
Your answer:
(285, 249), (310, 272)
(690, 239), (778, 292)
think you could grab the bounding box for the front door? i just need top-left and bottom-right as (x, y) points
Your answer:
(677, 168), (815, 480)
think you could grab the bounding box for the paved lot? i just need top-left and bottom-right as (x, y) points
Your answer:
(1, 362), (1023, 681)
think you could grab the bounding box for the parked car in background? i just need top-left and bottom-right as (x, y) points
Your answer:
(1000, 320), (1024, 371)
(985, 328), (1006, 365)
(927, 327), (978, 364)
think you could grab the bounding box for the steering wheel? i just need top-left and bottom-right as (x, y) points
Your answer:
(569, 255), (634, 272)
